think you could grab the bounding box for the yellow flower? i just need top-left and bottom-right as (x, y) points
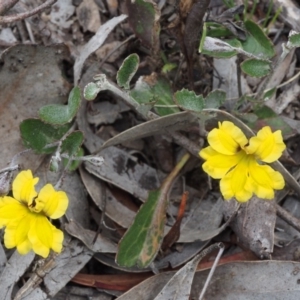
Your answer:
(0, 170), (68, 258)
(199, 121), (286, 202)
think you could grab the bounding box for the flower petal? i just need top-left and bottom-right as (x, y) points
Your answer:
(36, 184), (68, 219)
(50, 226), (64, 253)
(13, 170), (38, 203)
(246, 127), (286, 163)
(248, 160), (285, 199)
(208, 121), (248, 155)
(4, 214), (33, 255)
(0, 196), (28, 227)
(200, 146), (244, 178)
(220, 156), (254, 202)
(28, 214), (64, 258)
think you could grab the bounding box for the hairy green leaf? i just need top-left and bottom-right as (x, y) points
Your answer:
(20, 119), (71, 154)
(39, 86), (81, 125)
(117, 53), (140, 89)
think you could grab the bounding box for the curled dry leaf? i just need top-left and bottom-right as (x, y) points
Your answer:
(126, 0), (160, 53)
(76, 0), (101, 32)
(223, 197), (276, 258)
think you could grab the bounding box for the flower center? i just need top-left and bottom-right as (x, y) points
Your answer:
(27, 197), (44, 213)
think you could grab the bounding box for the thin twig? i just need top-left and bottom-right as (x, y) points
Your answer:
(0, 0), (57, 24)
(199, 243), (224, 300)
(275, 203), (300, 233)
(0, 165), (19, 174)
(169, 131), (202, 158)
(25, 20), (36, 43)
(0, 0), (19, 15)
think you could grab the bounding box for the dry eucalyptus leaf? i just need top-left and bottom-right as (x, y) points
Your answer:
(156, 240), (208, 269)
(99, 111), (198, 150)
(153, 250), (210, 300)
(119, 261), (300, 300)
(179, 198), (238, 243)
(0, 44), (71, 171)
(74, 14), (127, 84)
(65, 220), (117, 253)
(84, 146), (160, 201)
(178, 196), (224, 243)
(191, 261), (300, 299)
(0, 251), (35, 300)
(80, 166), (136, 228)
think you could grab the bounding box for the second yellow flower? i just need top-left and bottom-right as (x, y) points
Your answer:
(199, 121), (286, 202)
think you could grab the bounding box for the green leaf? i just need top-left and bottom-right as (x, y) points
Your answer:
(174, 89), (205, 112)
(50, 157), (60, 172)
(116, 190), (165, 268)
(248, 106), (294, 137)
(63, 147), (84, 171)
(20, 119), (71, 154)
(237, 112), (258, 124)
(117, 53), (140, 89)
(131, 74), (180, 116)
(241, 20), (275, 59)
(287, 30), (300, 49)
(61, 131), (84, 171)
(61, 131), (84, 156)
(116, 153), (190, 268)
(200, 37), (241, 58)
(84, 82), (101, 101)
(39, 86), (81, 125)
(264, 87), (276, 100)
(199, 22), (208, 54)
(205, 22), (233, 38)
(162, 63), (177, 74)
(205, 89), (226, 108)
(241, 59), (271, 77)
